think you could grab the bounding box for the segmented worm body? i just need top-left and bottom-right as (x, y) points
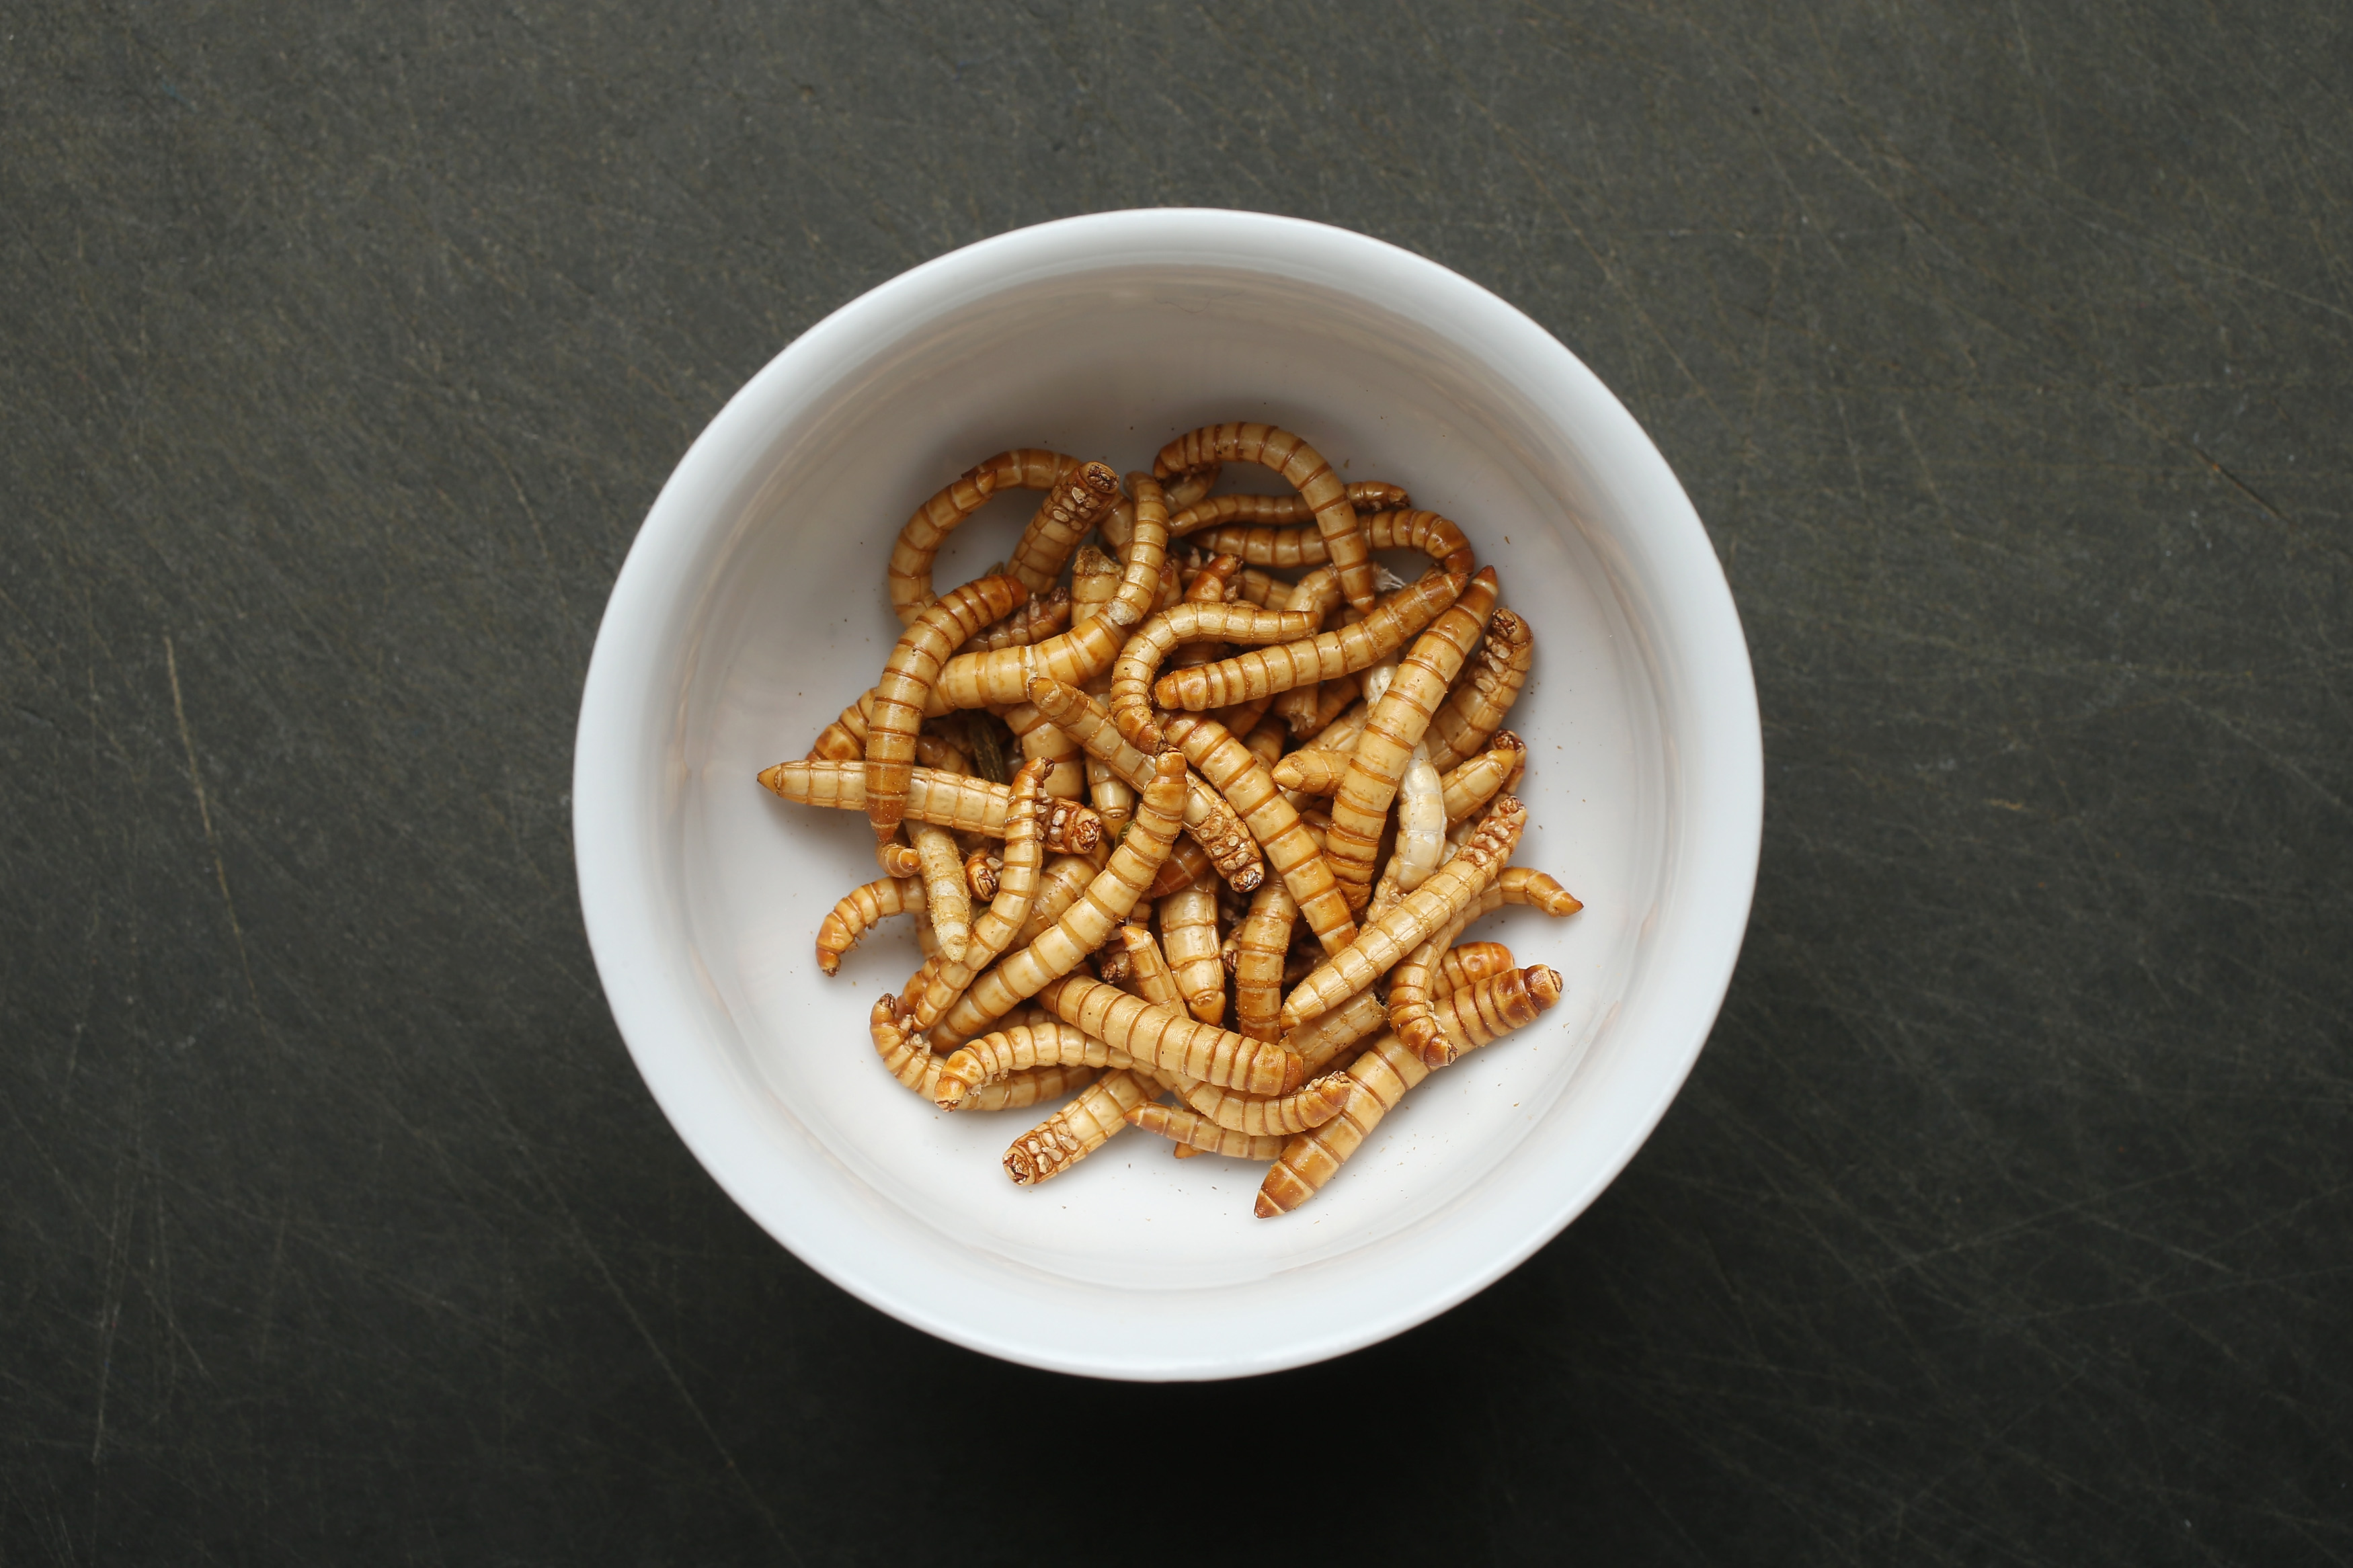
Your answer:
(1166, 481), (1410, 537)
(1037, 976), (1303, 1095)
(1125, 1106), (1288, 1161)
(1109, 600), (1319, 752)
(1006, 460), (1120, 596)
(756, 760), (1101, 851)
(1158, 874), (1226, 1026)
(817, 877), (921, 975)
(1155, 423), (1378, 612)
(963, 586), (1072, 653)
(1153, 568), (1464, 712)
(1230, 880), (1297, 1040)
(867, 576), (1029, 856)
(907, 763), (1047, 1030)
(1423, 608), (1534, 772)
(1158, 713), (1357, 958)
(1003, 1067), (1162, 1185)
(1441, 733), (1527, 824)
(1186, 505), (1476, 581)
(912, 825), (973, 963)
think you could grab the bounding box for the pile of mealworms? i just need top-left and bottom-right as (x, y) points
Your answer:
(759, 421), (1583, 1217)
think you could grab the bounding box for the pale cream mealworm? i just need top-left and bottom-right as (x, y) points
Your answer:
(912, 825), (972, 964)
(1152, 567), (1464, 713)
(1279, 796), (1526, 1028)
(1154, 422), (1379, 612)
(1323, 569), (1499, 907)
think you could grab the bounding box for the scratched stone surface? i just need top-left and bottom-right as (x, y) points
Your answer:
(3, 2), (2348, 1562)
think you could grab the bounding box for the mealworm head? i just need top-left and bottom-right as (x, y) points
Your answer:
(1525, 965), (1564, 1006)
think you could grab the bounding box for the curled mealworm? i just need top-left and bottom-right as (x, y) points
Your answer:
(931, 473), (1170, 708)
(1185, 505), (1474, 583)
(1152, 567), (1464, 713)
(1024, 676), (1266, 893)
(885, 450), (1060, 624)
(928, 749), (1187, 1048)
(817, 877), (922, 976)
(1231, 879), (1298, 1041)
(1427, 963), (1564, 1065)
(1159, 712), (1358, 958)
(1165, 481), (1411, 538)
(1441, 732), (1527, 824)
(912, 825), (973, 964)
(907, 762), (1048, 1031)
(1255, 968), (1559, 1216)
(1107, 600), (1320, 753)
(1006, 460), (1120, 595)
(1423, 608), (1534, 773)
(1154, 422), (1379, 612)
(1386, 897), (1484, 1067)
(962, 585), (1073, 654)
(933, 1020), (1136, 1109)
(1037, 975), (1304, 1096)
(1125, 1105), (1288, 1161)
(877, 838), (924, 880)
(1434, 941), (1515, 997)
(1157, 873), (1226, 1026)
(756, 760), (1102, 852)
(1323, 569), (1499, 907)
(867, 575), (1029, 858)
(1279, 797), (1527, 1028)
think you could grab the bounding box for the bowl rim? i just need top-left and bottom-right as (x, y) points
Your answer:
(573, 206), (1763, 1379)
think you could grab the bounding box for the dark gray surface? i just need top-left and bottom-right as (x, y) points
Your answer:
(5, 2), (2347, 1561)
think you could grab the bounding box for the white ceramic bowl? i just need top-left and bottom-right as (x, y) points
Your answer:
(573, 209), (1761, 1380)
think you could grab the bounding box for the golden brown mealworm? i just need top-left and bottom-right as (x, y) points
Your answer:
(1254, 966), (1561, 1215)
(930, 474), (1170, 708)
(1024, 676), (1265, 893)
(1002, 1067), (1160, 1185)
(906, 763), (1048, 1030)
(877, 838), (924, 880)
(1323, 569), (1500, 906)
(1158, 712), (1359, 958)
(912, 825), (973, 964)
(1270, 749), (1347, 794)
(1386, 897), (1486, 1067)
(1124, 1105), (1288, 1161)
(1279, 797), (1526, 1027)
(1165, 481), (1411, 538)
(1166, 1067), (1352, 1136)
(1230, 879), (1297, 1041)
(966, 1063), (1099, 1112)
(1162, 463), (1220, 511)
(1107, 600), (1320, 752)
(1434, 941), (1515, 997)
(932, 1020), (1137, 1109)
(1153, 567), (1464, 713)
(994, 699), (1085, 800)
(886, 450), (1066, 624)
(1423, 608), (1534, 772)
(1037, 975), (1304, 1095)
(1113, 922), (1186, 1014)
(1242, 713), (1288, 773)
(1069, 544), (1123, 624)
(1279, 985), (1390, 1075)
(1170, 552), (1243, 669)
(1427, 964), (1562, 1064)
(928, 750), (1187, 1047)
(962, 585), (1072, 654)
(1441, 732), (1527, 824)
(1010, 854), (1102, 950)
(867, 576), (1028, 855)
(1145, 837), (1216, 902)
(1158, 874), (1226, 1026)
(1006, 460), (1119, 595)
(1274, 669), (1357, 739)
(1154, 423), (1378, 612)
(1185, 505), (1474, 584)
(756, 760), (1102, 852)
(816, 877), (922, 975)
(1499, 866), (1583, 916)
(965, 849), (1001, 901)
(911, 731), (974, 776)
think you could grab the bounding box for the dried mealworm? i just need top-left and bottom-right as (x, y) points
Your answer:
(1279, 797), (1527, 1028)
(1158, 874), (1226, 1026)
(1153, 567), (1464, 713)
(1254, 968), (1560, 1215)
(1230, 879), (1297, 1041)
(962, 585), (1073, 654)
(1002, 1066), (1161, 1185)
(906, 763), (1048, 1031)
(912, 825), (973, 964)
(756, 760), (1102, 852)
(1025, 675), (1266, 893)
(928, 750), (1187, 1047)
(817, 877), (922, 976)
(867, 575), (1028, 857)
(1107, 600), (1320, 752)
(932, 473), (1170, 709)
(1441, 732), (1527, 824)
(1154, 423), (1378, 612)
(965, 849), (1001, 901)
(933, 1020), (1137, 1109)
(1165, 481), (1412, 538)
(1499, 866), (1583, 916)
(1125, 1105), (1288, 1161)
(886, 449), (1067, 624)
(1006, 460), (1120, 595)
(1323, 569), (1499, 905)
(1037, 975), (1304, 1095)
(1158, 712), (1358, 958)
(1434, 940), (1515, 997)
(1423, 608), (1534, 773)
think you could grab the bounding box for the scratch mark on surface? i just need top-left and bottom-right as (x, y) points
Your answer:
(165, 634), (262, 1012)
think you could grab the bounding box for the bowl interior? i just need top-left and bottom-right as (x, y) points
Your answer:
(582, 214), (1755, 1378)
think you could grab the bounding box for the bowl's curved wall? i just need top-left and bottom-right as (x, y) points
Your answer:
(575, 210), (1760, 1380)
